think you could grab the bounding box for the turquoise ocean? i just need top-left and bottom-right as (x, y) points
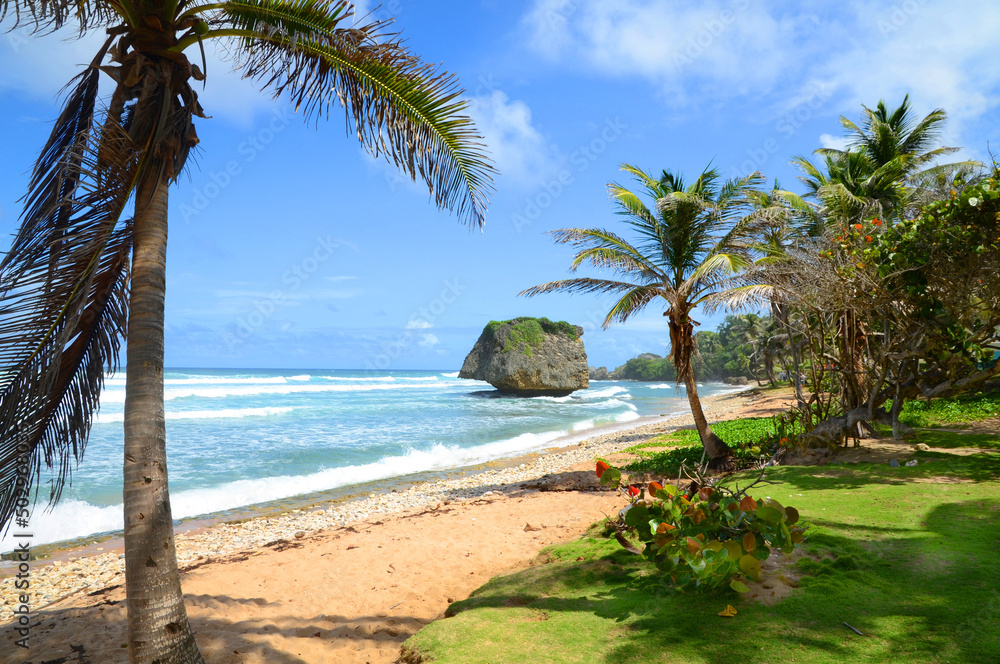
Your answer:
(1, 369), (744, 553)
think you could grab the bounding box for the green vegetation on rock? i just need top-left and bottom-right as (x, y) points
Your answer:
(483, 317), (579, 357)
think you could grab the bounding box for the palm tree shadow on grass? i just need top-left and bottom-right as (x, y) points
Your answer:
(439, 499), (1000, 664)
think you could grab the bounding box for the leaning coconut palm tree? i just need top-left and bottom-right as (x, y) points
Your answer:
(521, 164), (763, 470)
(0, 1), (493, 662)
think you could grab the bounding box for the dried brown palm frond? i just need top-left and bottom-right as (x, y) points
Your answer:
(0, 117), (138, 529)
(0, 0), (116, 34)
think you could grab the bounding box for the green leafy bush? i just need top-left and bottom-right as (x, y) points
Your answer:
(596, 461), (806, 593)
(899, 390), (1000, 427)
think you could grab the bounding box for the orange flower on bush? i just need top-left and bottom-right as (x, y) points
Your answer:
(865, 235), (873, 242)
(854, 223), (863, 231)
(873, 218), (883, 226)
(595, 461), (609, 478)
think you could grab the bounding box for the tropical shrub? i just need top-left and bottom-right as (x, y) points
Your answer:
(596, 461), (806, 593)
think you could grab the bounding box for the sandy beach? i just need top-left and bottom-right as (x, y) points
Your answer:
(1, 387), (797, 664)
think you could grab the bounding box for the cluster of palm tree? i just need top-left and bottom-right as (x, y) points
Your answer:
(0, 1), (493, 662)
(524, 95), (999, 463)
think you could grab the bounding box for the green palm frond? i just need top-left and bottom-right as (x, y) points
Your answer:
(700, 284), (776, 315)
(690, 251), (751, 286)
(0, 121), (138, 528)
(212, 0), (494, 226)
(519, 277), (647, 299)
(608, 182), (656, 224)
(549, 228), (663, 277)
(604, 285), (663, 327)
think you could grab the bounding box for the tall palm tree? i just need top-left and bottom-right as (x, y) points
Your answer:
(789, 96), (968, 417)
(521, 163), (763, 469)
(0, 2), (493, 662)
(793, 95), (970, 223)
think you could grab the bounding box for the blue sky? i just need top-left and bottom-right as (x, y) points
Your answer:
(1, 0), (999, 370)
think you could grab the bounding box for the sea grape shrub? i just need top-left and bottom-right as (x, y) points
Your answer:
(597, 462), (805, 593)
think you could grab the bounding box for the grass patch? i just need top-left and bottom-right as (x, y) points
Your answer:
(910, 428), (1000, 451)
(622, 417), (802, 476)
(403, 453), (1000, 664)
(900, 389), (1000, 427)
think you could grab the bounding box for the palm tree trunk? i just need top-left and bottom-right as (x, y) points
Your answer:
(123, 170), (204, 664)
(682, 368), (733, 468)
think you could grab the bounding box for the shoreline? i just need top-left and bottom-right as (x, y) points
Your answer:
(0, 386), (784, 623)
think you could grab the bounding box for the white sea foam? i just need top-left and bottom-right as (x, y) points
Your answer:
(590, 398), (638, 411)
(581, 386), (628, 399)
(615, 410), (641, 423)
(287, 375), (311, 381)
(531, 394), (574, 403)
(0, 428), (575, 550)
(321, 376), (395, 382)
(105, 376), (291, 386)
(441, 371), (460, 378)
(94, 406), (296, 425)
(99, 381), (442, 403)
(648, 384), (675, 390)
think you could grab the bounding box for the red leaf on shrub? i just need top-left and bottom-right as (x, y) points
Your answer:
(648, 481), (663, 496)
(698, 487), (715, 501)
(656, 522), (675, 534)
(628, 485), (641, 497)
(739, 496), (757, 512)
(596, 461), (610, 478)
(686, 537), (701, 554)
(742, 532), (757, 553)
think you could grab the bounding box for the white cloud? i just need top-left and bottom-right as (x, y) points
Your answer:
(465, 90), (557, 186)
(521, 1), (801, 101)
(406, 319), (434, 329)
(418, 333), (440, 348)
(520, 1), (1000, 154)
(819, 133), (851, 151)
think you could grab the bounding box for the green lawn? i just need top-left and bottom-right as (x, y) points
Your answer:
(402, 434), (1000, 664)
(620, 416), (799, 477)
